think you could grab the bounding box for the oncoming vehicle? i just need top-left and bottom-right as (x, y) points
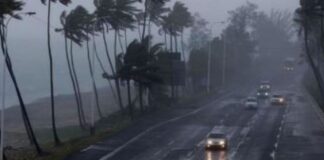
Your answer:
(270, 94), (287, 105)
(257, 88), (270, 99)
(244, 97), (258, 109)
(284, 58), (295, 71)
(259, 81), (271, 90)
(205, 133), (228, 150)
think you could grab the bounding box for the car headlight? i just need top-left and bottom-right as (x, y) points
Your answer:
(219, 140), (225, 145)
(279, 98), (284, 102)
(265, 92), (269, 96)
(257, 93), (260, 96)
(207, 140), (213, 145)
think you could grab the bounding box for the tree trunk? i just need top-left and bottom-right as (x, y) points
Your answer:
(174, 35), (178, 53)
(0, 24), (43, 154)
(181, 30), (186, 62)
(117, 30), (124, 53)
(102, 28), (115, 74)
(164, 31), (167, 50)
(137, 20), (142, 40)
(93, 35), (118, 106)
(169, 29), (175, 99)
(169, 30), (173, 52)
(124, 29), (128, 49)
(70, 40), (87, 126)
(47, 1), (60, 145)
(141, 0), (149, 41)
(127, 80), (133, 119)
(64, 33), (85, 129)
(139, 83), (144, 113)
(102, 29), (125, 112)
(114, 30), (125, 113)
(86, 37), (103, 119)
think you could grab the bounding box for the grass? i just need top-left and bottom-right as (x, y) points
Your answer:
(5, 111), (131, 160)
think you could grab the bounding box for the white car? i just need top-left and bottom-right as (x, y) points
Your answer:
(205, 133), (228, 150)
(244, 97), (258, 109)
(270, 94), (287, 105)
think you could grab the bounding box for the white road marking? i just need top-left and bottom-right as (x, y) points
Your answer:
(270, 151), (275, 159)
(153, 150), (162, 156)
(99, 93), (233, 160)
(168, 140), (175, 146)
(81, 145), (110, 152)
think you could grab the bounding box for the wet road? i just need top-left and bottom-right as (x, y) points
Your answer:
(66, 74), (324, 160)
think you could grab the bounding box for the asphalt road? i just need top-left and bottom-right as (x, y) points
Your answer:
(66, 71), (324, 160)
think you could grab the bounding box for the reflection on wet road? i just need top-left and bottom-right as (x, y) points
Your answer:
(205, 151), (227, 160)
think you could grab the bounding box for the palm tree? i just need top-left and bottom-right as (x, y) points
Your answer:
(147, 0), (170, 38)
(41, 0), (71, 146)
(94, 0), (123, 112)
(139, 0), (169, 40)
(94, 0), (139, 113)
(0, 0), (43, 154)
(171, 2), (192, 61)
(57, 11), (87, 129)
(119, 36), (163, 115)
(65, 6), (106, 123)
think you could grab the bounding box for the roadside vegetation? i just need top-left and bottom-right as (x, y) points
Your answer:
(295, 1), (324, 110)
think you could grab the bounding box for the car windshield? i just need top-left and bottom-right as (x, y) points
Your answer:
(208, 134), (226, 139)
(1, 1), (322, 160)
(247, 98), (257, 102)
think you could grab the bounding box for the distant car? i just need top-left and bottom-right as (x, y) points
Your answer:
(284, 58), (295, 71)
(270, 94), (287, 105)
(257, 88), (270, 99)
(259, 81), (271, 90)
(244, 97), (258, 109)
(205, 133), (228, 150)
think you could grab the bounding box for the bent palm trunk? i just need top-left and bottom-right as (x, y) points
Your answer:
(47, 1), (60, 145)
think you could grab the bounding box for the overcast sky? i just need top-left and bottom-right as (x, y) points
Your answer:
(11, 0), (299, 40)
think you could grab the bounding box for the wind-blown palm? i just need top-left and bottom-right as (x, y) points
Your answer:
(147, 0), (170, 29)
(94, 0), (139, 113)
(118, 36), (163, 113)
(139, 0), (169, 40)
(1, 0), (43, 155)
(40, 0), (71, 146)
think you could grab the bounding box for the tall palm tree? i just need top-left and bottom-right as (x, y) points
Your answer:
(139, 0), (169, 40)
(0, 0), (43, 154)
(171, 2), (192, 61)
(66, 6), (105, 122)
(57, 11), (87, 129)
(94, 0), (139, 113)
(94, 0), (123, 112)
(119, 36), (163, 115)
(41, 0), (71, 146)
(147, 0), (170, 38)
